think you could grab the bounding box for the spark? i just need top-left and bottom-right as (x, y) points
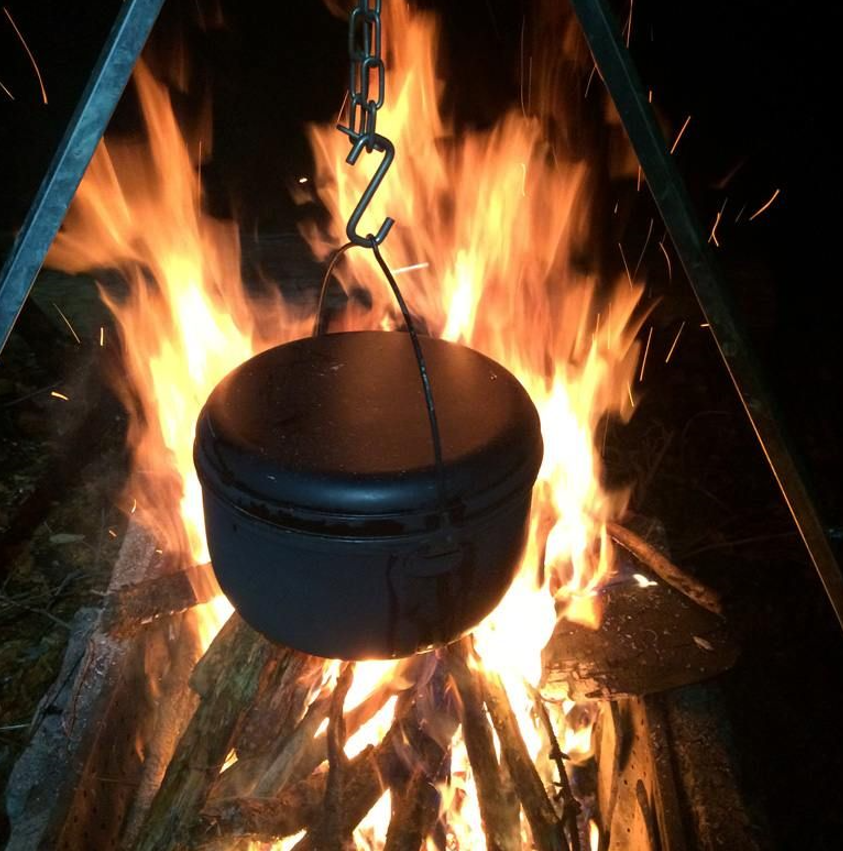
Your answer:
(669, 114), (691, 155)
(639, 325), (653, 382)
(713, 157), (747, 190)
(613, 200), (619, 215)
(618, 242), (634, 288)
(700, 322), (710, 328)
(197, 140), (203, 200)
(131, 498), (137, 514)
(626, 382), (636, 408)
(636, 165), (642, 192)
(749, 188), (781, 221)
(392, 261), (429, 276)
(734, 202), (747, 224)
(4, 7), (48, 104)
(50, 391), (69, 401)
(108, 528), (118, 538)
(335, 90), (349, 126)
(52, 302), (81, 345)
(665, 320), (685, 363)
(298, 176), (309, 184)
(708, 222), (720, 247)
(633, 573), (657, 588)
(708, 199), (727, 247)
(585, 63), (598, 99)
(625, 0), (634, 47)
(0, 79), (13, 100)
(658, 239), (673, 281)
(520, 16), (527, 117)
(648, 88), (653, 103)
(528, 55), (533, 114)
(633, 218), (654, 278)
(99, 326), (105, 347)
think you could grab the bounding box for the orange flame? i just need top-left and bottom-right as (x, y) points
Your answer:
(48, 63), (310, 574)
(47, 2), (645, 843)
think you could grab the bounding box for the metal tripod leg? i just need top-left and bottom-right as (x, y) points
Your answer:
(0, 0), (166, 354)
(569, 0), (843, 630)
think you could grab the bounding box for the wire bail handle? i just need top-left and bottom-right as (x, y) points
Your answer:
(315, 1), (448, 521)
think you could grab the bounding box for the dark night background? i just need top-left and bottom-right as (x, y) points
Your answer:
(1, 1), (841, 848)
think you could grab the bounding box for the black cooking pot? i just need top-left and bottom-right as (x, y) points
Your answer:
(194, 330), (543, 659)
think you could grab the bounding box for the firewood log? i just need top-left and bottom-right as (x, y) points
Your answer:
(447, 640), (522, 851)
(195, 745), (375, 846)
(483, 672), (569, 851)
(100, 562), (219, 637)
(383, 661), (455, 851)
(606, 521), (721, 614)
(133, 615), (291, 851)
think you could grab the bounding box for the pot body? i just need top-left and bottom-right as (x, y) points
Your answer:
(195, 331), (543, 660)
(202, 482), (533, 659)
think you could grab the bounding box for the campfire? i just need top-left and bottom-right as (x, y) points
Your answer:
(4, 3), (747, 850)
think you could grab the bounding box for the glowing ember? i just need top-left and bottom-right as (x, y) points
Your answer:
(589, 819), (601, 851)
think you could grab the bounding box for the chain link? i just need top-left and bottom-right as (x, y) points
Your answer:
(338, 0), (385, 153)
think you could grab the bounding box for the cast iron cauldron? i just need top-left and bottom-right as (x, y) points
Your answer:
(194, 330), (543, 659)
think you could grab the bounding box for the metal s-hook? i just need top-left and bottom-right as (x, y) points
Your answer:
(345, 132), (395, 247)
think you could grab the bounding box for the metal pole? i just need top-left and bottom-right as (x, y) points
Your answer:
(568, 0), (843, 630)
(0, 0), (167, 354)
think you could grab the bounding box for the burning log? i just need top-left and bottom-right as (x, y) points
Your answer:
(531, 689), (581, 851)
(121, 614), (205, 848)
(483, 671), (569, 851)
(384, 770), (440, 851)
(196, 745), (379, 846)
(100, 562), (220, 637)
(246, 693), (332, 796)
(447, 640), (522, 851)
(234, 649), (322, 760)
(289, 729), (400, 851)
(212, 674), (397, 802)
(314, 662), (355, 851)
(383, 659), (457, 851)
(133, 615), (290, 851)
(208, 650), (324, 800)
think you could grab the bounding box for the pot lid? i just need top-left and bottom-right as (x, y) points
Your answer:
(195, 331), (543, 524)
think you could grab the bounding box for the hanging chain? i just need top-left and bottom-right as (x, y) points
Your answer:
(337, 0), (395, 247)
(338, 0), (385, 153)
